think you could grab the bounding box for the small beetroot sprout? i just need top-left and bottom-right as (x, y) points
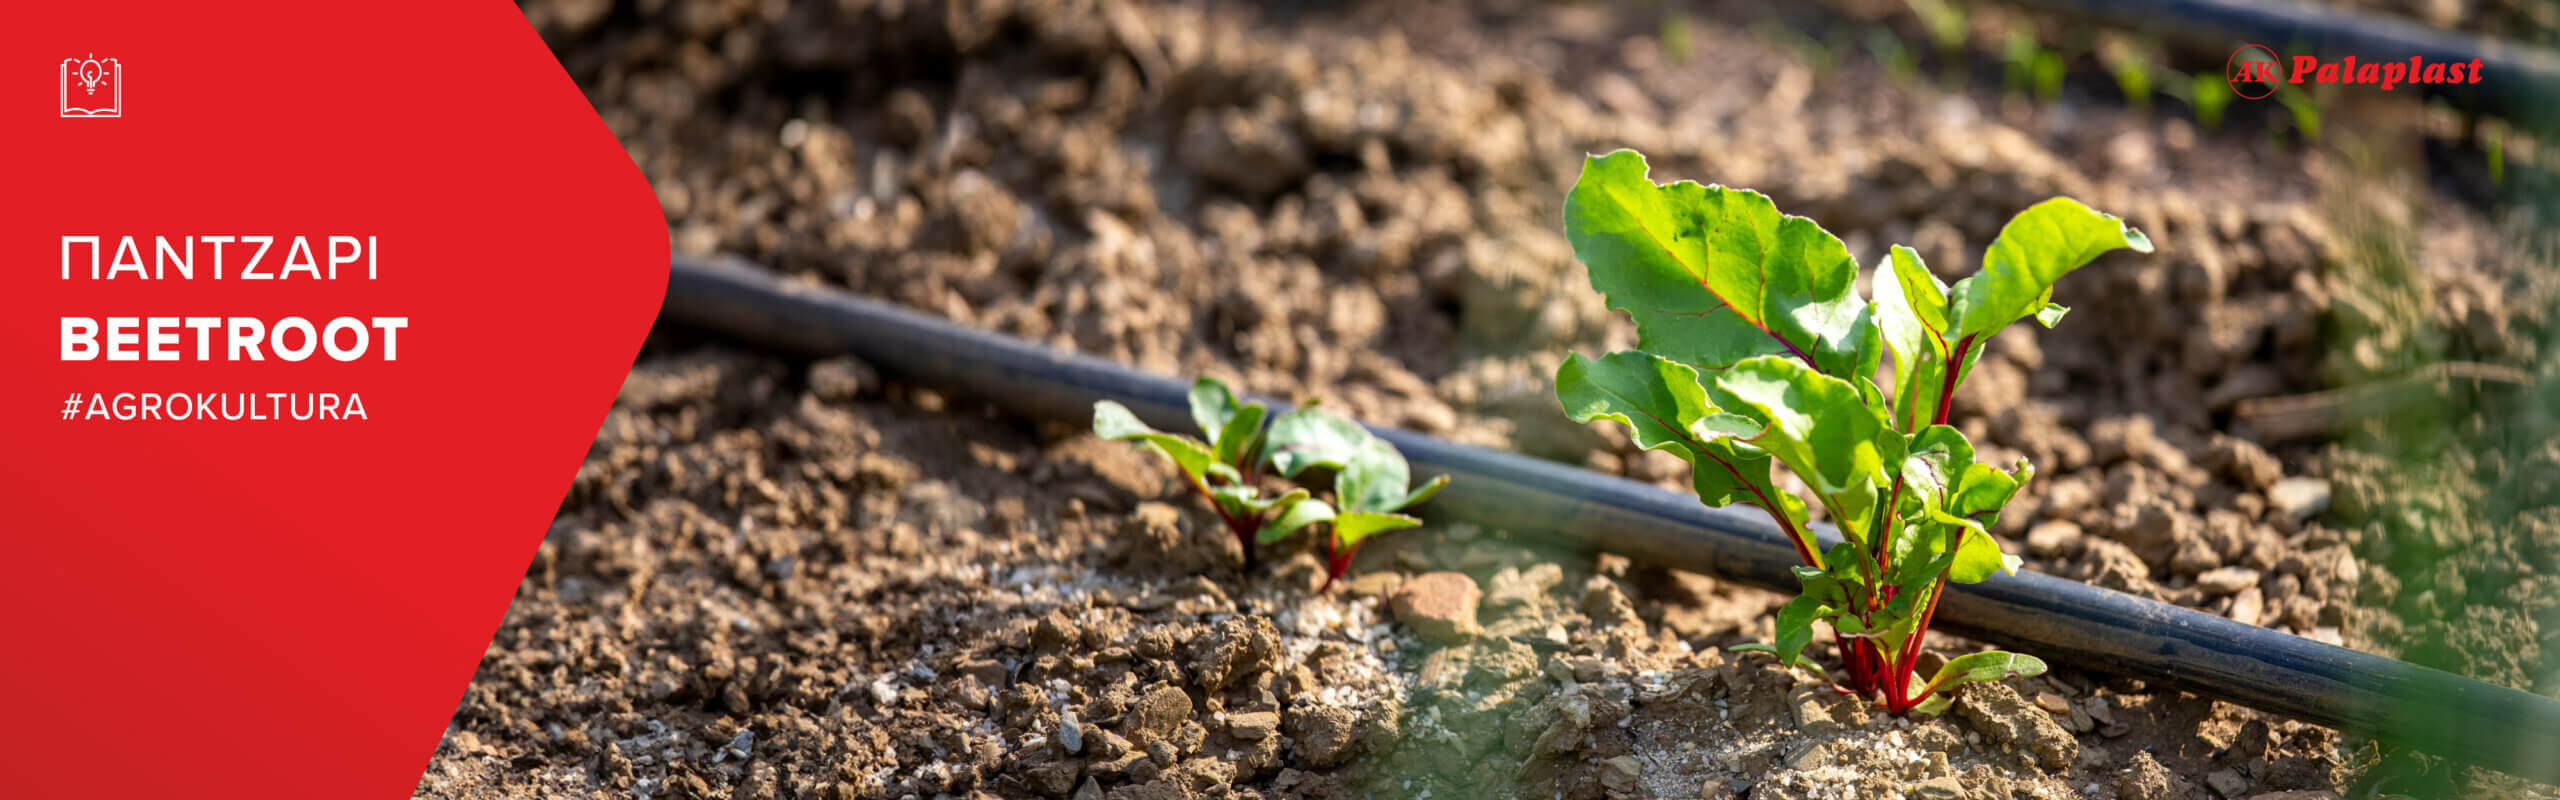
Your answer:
(1552, 149), (2150, 714)
(1262, 402), (1447, 589)
(1093, 377), (1445, 585)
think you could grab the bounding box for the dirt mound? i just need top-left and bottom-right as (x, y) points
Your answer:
(418, 348), (2344, 798)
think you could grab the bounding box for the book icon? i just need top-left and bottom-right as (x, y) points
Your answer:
(61, 54), (121, 118)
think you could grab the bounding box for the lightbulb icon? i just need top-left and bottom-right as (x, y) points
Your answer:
(77, 53), (105, 95)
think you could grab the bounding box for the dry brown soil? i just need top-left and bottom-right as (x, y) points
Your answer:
(418, 1), (2560, 798)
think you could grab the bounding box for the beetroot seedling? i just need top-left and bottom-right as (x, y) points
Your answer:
(1094, 377), (1445, 585)
(1552, 149), (2150, 714)
(1263, 403), (1448, 589)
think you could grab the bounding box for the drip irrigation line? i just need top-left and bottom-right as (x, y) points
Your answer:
(662, 253), (2560, 783)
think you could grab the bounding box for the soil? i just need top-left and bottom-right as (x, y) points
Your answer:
(421, 1), (2558, 797)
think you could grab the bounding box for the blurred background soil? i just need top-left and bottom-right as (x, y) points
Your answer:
(419, 1), (2560, 797)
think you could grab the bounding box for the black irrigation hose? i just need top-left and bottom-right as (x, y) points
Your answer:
(2020, 0), (2560, 127)
(662, 254), (2560, 783)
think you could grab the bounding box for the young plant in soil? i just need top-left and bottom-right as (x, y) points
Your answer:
(1262, 402), (1448, 588)
(1094, 377), (1446, 586)
(1551, 149), (2150, 714)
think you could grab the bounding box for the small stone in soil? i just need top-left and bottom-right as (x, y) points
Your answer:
(2085, 697), (2116, 726)
(2196, 566), (2260, 596)
(1786, 740), (1834, 770)
(806, 356), (876, 401)
(2035, 692), (2072, 714)
(1600, 755), (1641, 792)
(2118, 751), (2185, 800)
(1389, 571), (1482, 643)
(1954, 682), (2078, 770)
(2206, 768), (2250, 798)
(714, 728), (752, 762)
(2172, 535), (2223, 576)
(1290, 705), (1361, 768)
(2066, 705), (2096, 733)
(2266, 477), (2331, 521)
(1910, 776), (1967, 800)
(1793, 687), (1842, 736)
(1170, 720), (1207, 755)
(1228, 710), (1279, 740)
(2026, 520), (2083, 558)
(1186, 616), (1278, 692)
(2230, 587), (2265, 626)
(1124, 683), (1191, 745)
(2207, 434), (2282, 490)
(1340, 570), (1402, 598)
(1483, 563), (1561, 610)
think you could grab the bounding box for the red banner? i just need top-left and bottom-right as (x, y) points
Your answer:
(0, 3), (666, 796)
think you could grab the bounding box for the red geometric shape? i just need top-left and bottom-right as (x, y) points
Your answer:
(0, 3), (667, 797)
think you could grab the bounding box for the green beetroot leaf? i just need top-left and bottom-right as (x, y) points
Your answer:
(1947, 197), (2152, 340)
(1220, 484), (1337, 559)
(1790, 562), (1853, 610)
(1213, 485), (1311, 522)
(1771, 593), (1824, 664)
(1188, 377), (1269, 468)
(1318, 511), (1422, 592)
(1214, 405), (1267, 469)
(1704, 355), (1904, 545)
(1339, 437), (1448, 516)
(1876, 200), (2147, 433)
(1925, 505), (2021, 583)
(1882, 246), (1953, 341)
(1897, 424), (2031, 526)
(1094, 400), (1240, 488)
(1914, 650), (2049, 701)
(1265, 407), (1447, 516)
(1264, 405), (1366, 480)
(1554, 350), (1818, 563)
(1949, 460), (2031, 522)
(1256, 495), (1337, 545)
(1552, 148), (2143, 715)
(1875, 246), (1973, 432)
(1896, 424), (1971, 516)
(1207, 485), (1261, 519)
(1261, 403), (1447, 585)
(1098, 378), (1444, 585)
(1189, 377), (1243, 447)
(1332, 511), (1422, 547)
(1563, 149), (1881, 380)
(1101, 392), (1274, 568)
(1895, 425), (2027, 583)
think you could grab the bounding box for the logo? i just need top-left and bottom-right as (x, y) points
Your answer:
(60, 53), (121, 118)
(2227, 45), (2281, 100)
(2227, 43), (2484, 98)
